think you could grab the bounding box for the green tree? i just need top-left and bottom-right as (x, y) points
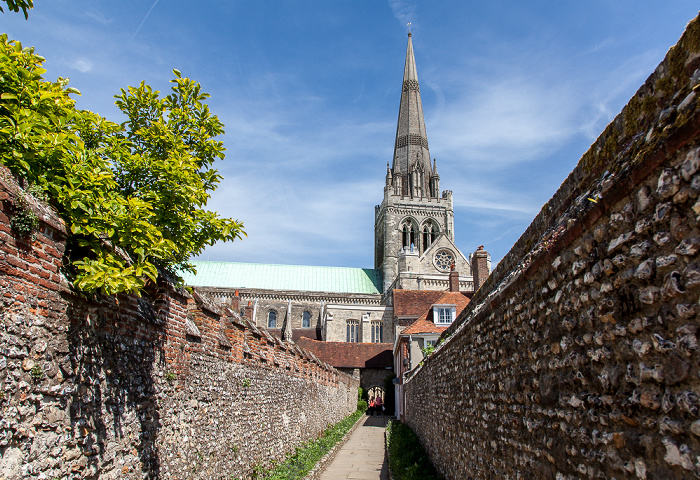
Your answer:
(0, 0), (33, 19)
(0, 35), (245, 295)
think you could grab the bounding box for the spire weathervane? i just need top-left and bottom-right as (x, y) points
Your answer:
(407, 22), (412, 35)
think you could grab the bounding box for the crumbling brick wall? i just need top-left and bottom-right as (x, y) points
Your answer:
(403, 14), (700, 480)
(0, 172), (358, 479)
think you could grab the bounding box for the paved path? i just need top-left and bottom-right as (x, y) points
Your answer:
(319, 415), (390, 480)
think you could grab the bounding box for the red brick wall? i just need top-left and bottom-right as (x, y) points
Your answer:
(0, 168), (358, 479)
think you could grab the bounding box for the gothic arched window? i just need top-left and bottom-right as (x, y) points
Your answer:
(371, 321), (383, 343)
(346, 320), (359, 343)
(302, 311), (311, 328)
(401, 222), (416, 250)
(422, 221), (439, 253)
(267, 311), (277, 329)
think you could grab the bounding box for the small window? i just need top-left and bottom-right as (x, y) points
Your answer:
(302, 311), (311, 328)
(268, 311), (277, 328)
(346, 320), (359, 343)
(371, 321), (383, 343)
(434, 307), (455, 325)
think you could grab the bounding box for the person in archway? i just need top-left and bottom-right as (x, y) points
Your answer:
(368, 395), (375, 416)
(375, 394), (383, 417)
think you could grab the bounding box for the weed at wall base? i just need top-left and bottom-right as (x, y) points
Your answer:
(386, 420), (443, 480)
(261, 409), (364, 480)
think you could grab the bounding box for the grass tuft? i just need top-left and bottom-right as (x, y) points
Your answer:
(261, 409), (364, 479)
(386, 420), (443, 480)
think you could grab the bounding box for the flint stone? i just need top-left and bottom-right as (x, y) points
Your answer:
(608, 232), (634, 253)
(635, 260), (655, 280)
(693, 199), (700, 216)
(662, 437), (695, 470)
(678, 91), (697, 111)
(660, 355), (690, 385)
(635, 217), (653, 234)
(637, 186), (653, 212)
(672, 188), (691, 204)
(683, 263), (700, 287)
(657, 169), (680, 199)
(675, 237), (700, 256)
(656, 255), (677, 268)
(661, 271), (684, 300)
(690, 420), (700, 436)
(638, 287), (660, 305)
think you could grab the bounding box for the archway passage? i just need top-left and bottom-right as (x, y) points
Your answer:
(368, 386), (385, 401)
(368, 386), (386, 417)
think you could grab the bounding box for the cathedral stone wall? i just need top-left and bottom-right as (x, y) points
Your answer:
(0, 174), (358, 480)
(403, 15), (700, 480)
(324, 305), (394, 344)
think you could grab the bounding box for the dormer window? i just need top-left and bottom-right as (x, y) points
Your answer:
(433, 305), (456, 325)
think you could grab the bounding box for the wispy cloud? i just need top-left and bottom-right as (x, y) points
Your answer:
(84, 11), (112, 26)
(388, 0), (416, 29)
(70, 58), (93, 73)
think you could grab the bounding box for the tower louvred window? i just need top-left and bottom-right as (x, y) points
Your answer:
(402, 222), (416, 249)
(422, 222), (439, 253)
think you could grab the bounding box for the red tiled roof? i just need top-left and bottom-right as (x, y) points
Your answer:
(296, 338), (393, 369)
(401, 291), (471, 336)
(401, 319), (447, 335)
(393, 289), (444, 317)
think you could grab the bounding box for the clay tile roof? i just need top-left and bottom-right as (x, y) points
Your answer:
(401, 291), (471, 335)
(401, 319), (447, 335)
(296, 338), (393, 369)
(393, 289), (444, 317)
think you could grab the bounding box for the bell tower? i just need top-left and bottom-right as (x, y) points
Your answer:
(374, 32), (460, 293)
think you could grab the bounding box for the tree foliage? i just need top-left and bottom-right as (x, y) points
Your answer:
(0, 0), (33, 19)
(0, 34), (245, 295)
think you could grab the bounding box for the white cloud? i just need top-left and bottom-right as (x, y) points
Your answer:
(388, 0), (416, 29)
(70, 58), (93, 73)
(84, 11), (112, 26)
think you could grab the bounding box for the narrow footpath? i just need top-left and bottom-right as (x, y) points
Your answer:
(319, 415), (390, 480)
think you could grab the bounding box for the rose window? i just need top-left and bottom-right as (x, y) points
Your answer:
(434, 249), (454, 272)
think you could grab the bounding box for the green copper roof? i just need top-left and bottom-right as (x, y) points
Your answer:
(181, 261), (382, 295)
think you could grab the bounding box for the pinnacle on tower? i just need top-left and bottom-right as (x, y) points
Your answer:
(392, 32), (434, 198)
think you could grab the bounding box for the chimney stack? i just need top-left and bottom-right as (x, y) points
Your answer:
(449, 264), (459, 292)
(471, 245), (490, 291)
(243, 300), (254, 321)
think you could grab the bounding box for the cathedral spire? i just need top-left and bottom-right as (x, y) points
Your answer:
(392, 32), (433, 198)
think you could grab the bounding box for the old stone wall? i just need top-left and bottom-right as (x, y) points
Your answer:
(403, 14), (700, 480)
(0, 172), (358, 480)
(324, 305), (393, 344)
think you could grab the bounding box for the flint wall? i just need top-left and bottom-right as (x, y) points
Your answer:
(403, 14), (700, 480)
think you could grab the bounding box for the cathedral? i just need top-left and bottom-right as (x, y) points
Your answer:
(182, 32), (490, 351)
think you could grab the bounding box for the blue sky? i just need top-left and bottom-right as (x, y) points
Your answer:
(4, 1), (699, 270)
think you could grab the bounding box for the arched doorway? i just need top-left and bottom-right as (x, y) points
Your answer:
(367, 386), (385, 416)
(368, 386), (384, 402)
